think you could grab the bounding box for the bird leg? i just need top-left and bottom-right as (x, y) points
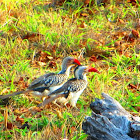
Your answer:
(52, 100), (61, 108)
(71, 105), (80, 112)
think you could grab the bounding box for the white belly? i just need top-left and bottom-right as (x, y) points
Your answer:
(69, 89), (85, 107)
(49, 85), (63, 93)
(32, 84), (64, 97)
(55, 88), (86, 107)
(32, 90), (49, 97)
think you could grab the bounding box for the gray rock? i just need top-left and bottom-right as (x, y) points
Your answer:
(82, 93), (140, 140)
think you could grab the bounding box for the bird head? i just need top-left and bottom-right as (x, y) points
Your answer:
(62, 56), (81, 69)
(74, 65), (100, 79)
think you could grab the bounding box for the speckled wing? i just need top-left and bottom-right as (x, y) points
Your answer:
(48, 78), (77, 96)
(29, 73), (68, 90)
(28, 73), (55, 89)
(49, 78), (86, 96)
(44, 73), (68, 88)
(38, 78), (86, 107)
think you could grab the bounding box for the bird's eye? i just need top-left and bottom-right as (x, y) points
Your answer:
(84, 69), (87, 72)
(69, 60), (72, 63)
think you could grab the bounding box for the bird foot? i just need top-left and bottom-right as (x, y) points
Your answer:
(72, 106), (80, 112)
(53, 102), (61, 108)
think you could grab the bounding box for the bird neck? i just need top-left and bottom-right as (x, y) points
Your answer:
(75, 69), (87, 81)
(77, 73), (87, 81)
(59, 65), (73, 77)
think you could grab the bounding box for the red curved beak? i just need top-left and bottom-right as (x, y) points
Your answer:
(87, 67), (100, 73)
(73, 59), (81, 65)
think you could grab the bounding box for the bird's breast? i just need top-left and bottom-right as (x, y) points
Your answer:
(49, 84), (64, 93)
(32, 90), (50, 96)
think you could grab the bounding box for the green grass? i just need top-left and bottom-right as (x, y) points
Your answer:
(0, 0), (140, 139)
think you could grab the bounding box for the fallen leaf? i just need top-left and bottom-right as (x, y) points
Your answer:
(39, 51), (50, 62)
(82, 40), (87, 46)
(118, 19), (125, 24)
(56, 110), (63, 120)
(4, 106), (8, 129)
(135, 106), (140, 112)
(124, 34), (135, 43)
(28, 106), (42, 115)
(14, 109), (22, 115)
(84, 0), (90, 5)
(70, 126), (76, 134)
(21, 108), (29, 113)
(114, 41), (121, 47)
(52, 45), (56, 54)
(7, 122), (14, 129)
(14, 108), (28, 115)
(87, 9), (94, 15)
(89, 55), (97, 62)
(19, 77), (24, 81)
(80, 13), (89, 17)
(129, 83), (138, 89)
(22, 33), (43, 40)
(127, 0), (137, 6)
(128, 83), (140, 91)
(37, 61), (47, 67)
(29, 106), (42, 112)
(132, 29), (139, 38)
(48, 61), (56, 68)
(16, 116), (24, 124)
(35, 114), (42, 118)
(79, 21), (85, 28)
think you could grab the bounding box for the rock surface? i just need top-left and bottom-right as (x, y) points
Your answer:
(82, 93), (140, 140)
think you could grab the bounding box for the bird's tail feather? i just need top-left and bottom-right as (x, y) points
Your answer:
(0, 86), (50, 100)
(0, 90), (29, 99)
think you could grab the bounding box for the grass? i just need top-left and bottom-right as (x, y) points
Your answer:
(0, 0), (140, 139)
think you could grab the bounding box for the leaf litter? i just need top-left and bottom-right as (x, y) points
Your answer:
(0, 0), (140, 139)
